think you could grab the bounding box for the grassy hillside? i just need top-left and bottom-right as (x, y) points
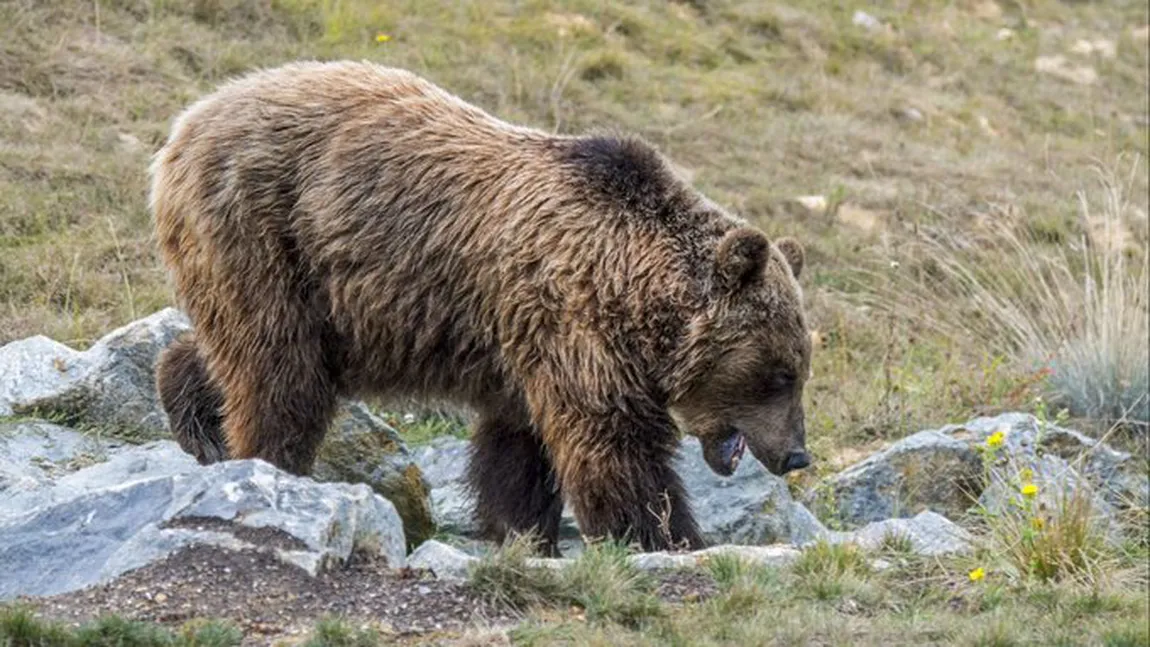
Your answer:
(1, 2), (1148, 643)
(2, 0), (1147, 469)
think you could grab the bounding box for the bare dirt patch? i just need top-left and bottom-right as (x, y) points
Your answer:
(21, 545), (517, 644)
(18, 544), (725, 645)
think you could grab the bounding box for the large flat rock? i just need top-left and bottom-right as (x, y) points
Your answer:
(0, 441), (406, 600)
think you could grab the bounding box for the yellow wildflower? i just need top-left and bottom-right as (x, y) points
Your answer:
(375, 32), (392, 43)
(969, 567), (986, 582)
(1021, 483), (1039, 498)
(1031, 517), (1045, 530)
(986, 431), (1005, 448)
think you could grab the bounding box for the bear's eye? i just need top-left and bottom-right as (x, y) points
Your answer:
(760, 372), (795, 398)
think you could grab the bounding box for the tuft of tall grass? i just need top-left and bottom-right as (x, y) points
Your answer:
(790, 539), (876, 602)
(856, 157), (1149, 431)
(466, 533), (564, 612)
(792, 539), (872, 579)
(985, 480), (1112, 584)
(300, 616), (382, 647)
(467, 535), (662, 627)
(559, 542), (663, 627)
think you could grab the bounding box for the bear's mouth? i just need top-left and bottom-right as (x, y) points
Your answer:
(723, 432), (747, 471)
(702, 428), (746, 476)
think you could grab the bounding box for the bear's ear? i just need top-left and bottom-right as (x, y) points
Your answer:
(775, 237), (804, 279)
(715, 228), (770, 292)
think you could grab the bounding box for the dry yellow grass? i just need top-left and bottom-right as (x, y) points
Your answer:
(854, 157), (1149, 431)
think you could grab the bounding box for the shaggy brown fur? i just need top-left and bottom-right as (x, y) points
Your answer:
(156, 333), (226, 464)
(151, 61), (812, 553)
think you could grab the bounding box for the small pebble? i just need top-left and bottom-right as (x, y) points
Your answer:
(852, 10), (882, 31)
(895, 106), (924, 123)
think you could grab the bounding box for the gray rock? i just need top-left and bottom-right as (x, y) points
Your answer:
(944, 415), (1128, 541)
(812, 430), (984, 527)
(0, 441), (405, 600)
(0, 439), (198, 524)
(675, 437), (828, 545)
(939, 412), (1148, 510)
(408, 539), (479, 580)
(1, 313), (435, 547)
(0, 421), (121, 494)
(812, 413), (1146, 537)
(894, 106), (925, 123)
(312, 402), (434, 547)
(80, 308), (191, 436)
(852, 10), (882, 31)
(824, 510), (974, 556)
(0, 309), (190, 438)
(412, 437), (478, 536)
(0, 336), (89, 418)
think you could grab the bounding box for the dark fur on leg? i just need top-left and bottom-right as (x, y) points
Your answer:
(546, 403), (706, 552)
(178, 248), (344, 476)
(468, 403), (564, 557)
(156, 333), (228, 464)
(209, 325), (340, 476)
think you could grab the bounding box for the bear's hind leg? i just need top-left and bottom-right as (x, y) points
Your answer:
(156, 332), (227, 464)
(468, 405), (564, 556)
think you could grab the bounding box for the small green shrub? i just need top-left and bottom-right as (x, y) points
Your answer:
(300, 617), (381, 647)
(467, 534), (563, 611)
(793, 540), (872, 579)
(561, 542), (662, 627)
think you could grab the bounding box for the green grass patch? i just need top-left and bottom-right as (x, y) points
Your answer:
(506, 541), (1148, 646)
(299, 616), (382, 647)
(378, 410), (471, 445)
(0, 606), (242, 647)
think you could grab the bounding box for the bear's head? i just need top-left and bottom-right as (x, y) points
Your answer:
(670, 228), (812, 478)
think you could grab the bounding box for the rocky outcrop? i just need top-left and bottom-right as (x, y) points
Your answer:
(823, 511), (973, 557)
(312, 402), (434, 548)
(674, 437), (827, 545)
(812, 430), (983, 527)
(0, 309), (190, 438)
(810, 413), (1147, 535)
(0, 420), (123, 494)
(0, 439), (406, 600)
(411, 436), (478, 537)
(3, 312), (1142, 601)
(0, 314), (434, 546)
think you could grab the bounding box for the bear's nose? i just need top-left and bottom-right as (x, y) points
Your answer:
(784, 451), (811, 473)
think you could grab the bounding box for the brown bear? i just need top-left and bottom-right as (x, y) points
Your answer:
(152, 61), (812, 554)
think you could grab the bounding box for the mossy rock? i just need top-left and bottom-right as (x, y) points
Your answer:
(312, 401), (435, 549)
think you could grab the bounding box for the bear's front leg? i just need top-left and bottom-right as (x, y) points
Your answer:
(542, 403), (705, 552)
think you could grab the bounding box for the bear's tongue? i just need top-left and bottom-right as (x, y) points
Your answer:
(720, 432), (747, 471)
